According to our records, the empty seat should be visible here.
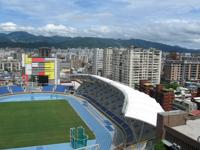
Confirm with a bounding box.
[9,85,24,93]
[67,85,74,91]
[0,86,10,95]
[42,84,54,92]
[81,93,133,143]
[76,81,134,144]
[54,85,66,93]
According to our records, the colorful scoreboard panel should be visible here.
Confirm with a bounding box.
[22,54,55,80]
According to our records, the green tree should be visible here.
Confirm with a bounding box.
[154,141,166,150]
[165,82,179,90]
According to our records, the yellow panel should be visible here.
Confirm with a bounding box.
[44,70,55,79]
[50,63,54,69]
[25,55,32,64]
[27,58,32,64]
[45,71,54,79]
[44,62,55,79]
[45,62,54,69]
[45,63,50,68]
[49,72,55,79]
[25,55,28,64]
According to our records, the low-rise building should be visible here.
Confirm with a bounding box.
[139,80,175,111]
[0,59,21,72]
[156,110,200,150]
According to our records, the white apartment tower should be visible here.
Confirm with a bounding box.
[112,46,161,88]
[103,47,113,79]
[92,48,103,76]
[111,48,126,82]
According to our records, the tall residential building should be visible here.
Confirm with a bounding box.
[92,48,103,76]
[163,56,200,83]
[103,47,113,79]
[112,46,161,88]
[111,48,126,82]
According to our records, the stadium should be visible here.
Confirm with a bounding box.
[0,74,163,150]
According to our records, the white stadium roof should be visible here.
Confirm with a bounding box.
[73,74,164,126]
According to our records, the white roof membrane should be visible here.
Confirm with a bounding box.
[73,74,164,126]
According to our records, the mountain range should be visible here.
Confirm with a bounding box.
[0,31,199,52]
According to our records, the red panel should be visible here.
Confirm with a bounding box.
[32,58,45,62]
[38,72,45,76]
[22,74,29,83]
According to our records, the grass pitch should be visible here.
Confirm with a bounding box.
[0,100,95,149]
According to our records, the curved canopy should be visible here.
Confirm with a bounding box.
[72,74,164,126]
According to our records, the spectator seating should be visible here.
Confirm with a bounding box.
[0,84,74,94]
[0,86,10,95]
[9,85,24,93]
[42,84,55,92]
[82,93,133,143]
[76,81,135,144]
[76,80,154,144]
[67,85,74,91]
[54,85,67,93]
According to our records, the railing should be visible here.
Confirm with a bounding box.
[75,144,100,150]
[25,82,42,92]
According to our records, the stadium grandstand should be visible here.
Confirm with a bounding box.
[71,74,164,149]
[0,74,164,150]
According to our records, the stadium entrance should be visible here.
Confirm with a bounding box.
[38,75,49,85]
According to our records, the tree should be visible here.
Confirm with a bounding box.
[165,82,179,90]
[154,141,166,150]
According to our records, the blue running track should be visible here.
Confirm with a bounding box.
[0,94,112,150]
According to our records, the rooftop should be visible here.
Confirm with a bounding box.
[93,75,164,126]
[190,110,200,116]
[194,97,200,103]
[172,118,200,141]
[159,110,187,116]
[72,74,164,126]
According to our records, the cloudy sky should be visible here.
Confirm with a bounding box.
[0,0,200,48]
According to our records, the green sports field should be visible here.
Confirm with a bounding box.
[0,100,95,149]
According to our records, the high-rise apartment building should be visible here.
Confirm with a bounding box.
[111,48,126,82]
[92,48,103,76]
[163,56,200,83]
[111,46,161,88]
[103,47,113,79]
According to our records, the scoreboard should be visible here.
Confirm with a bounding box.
[22,54,58,83]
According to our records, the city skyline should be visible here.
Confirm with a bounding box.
[0,0,200,49]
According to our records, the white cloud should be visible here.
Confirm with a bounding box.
[87,26,110,34]
[0,22,34,33]
[0,20,200,48]
[128,19,200,48]
[0,19,200,48]
[37,24,77,36]
[192,39,200,43]
[0,22,78,37]
[0,22,17,31]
